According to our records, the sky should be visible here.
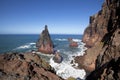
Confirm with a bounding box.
[0,0,104,34]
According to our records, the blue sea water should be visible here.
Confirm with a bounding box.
[0,34,87,79]
[0,34,82,53]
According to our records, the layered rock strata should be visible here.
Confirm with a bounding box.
[0,52,63,80]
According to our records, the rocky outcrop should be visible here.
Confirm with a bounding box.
[0,52,63,80]
[86,57,120,80]
[75,0,120,74]
[53,51,63,63]
[36,25,54,54]
[68,38,78,47]
[86,0,120,79]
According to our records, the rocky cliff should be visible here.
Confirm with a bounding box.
[36,25,54,54]
[75,0,120,75]
[0,52,63,80]
[86,0,120,79]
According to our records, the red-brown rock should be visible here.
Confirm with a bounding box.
[75,0,120,74]
[70,42,78,47]
[0,52,63,80]
[36,25,54,54]
[68,38,78,47]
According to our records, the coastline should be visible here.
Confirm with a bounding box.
[0,52,63,80]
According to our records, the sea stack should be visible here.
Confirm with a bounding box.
[36,25,54,54]
[68,38,78,47]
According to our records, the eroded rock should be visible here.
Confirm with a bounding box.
[75,0,120,74]
[0,52,63,80]
[36,25,54,54]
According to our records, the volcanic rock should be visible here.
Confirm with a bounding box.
[86,57,120,80]
[53,51,63,63]
[36,25,54,54]
[0,52,63,80]
[75,0,120,74]
[68,38,78,47]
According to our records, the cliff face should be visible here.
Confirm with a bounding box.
[82,1,110,48]
[0,52,63,80]
[75,0,120,74]
[36,25,54,54]
[96,0,120,68]
[86,0,120,79]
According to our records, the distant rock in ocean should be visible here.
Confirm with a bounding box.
[68,38,78,47]
[36,25,54,54]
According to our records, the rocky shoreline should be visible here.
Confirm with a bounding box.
[75,0,120,80]
[0,0,119,80]
[0,52,64,80]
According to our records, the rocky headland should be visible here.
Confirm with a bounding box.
[36,25,54,54]
[0,52,64,80]
[75,0,120,79]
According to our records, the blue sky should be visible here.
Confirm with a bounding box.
[0,0,104,34]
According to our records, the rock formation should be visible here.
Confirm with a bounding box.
[75,0,120,75]
[36,25,54,54]
[53,51,63,63]
[86,57,120,80]
[68,38,78,47]
[0,52,63,80]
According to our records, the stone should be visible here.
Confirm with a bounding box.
[68,38,78,47]
[75,0,120,74]
[53,51,63,63]
[36,25,54,54]
[0,52,63,80]
[86,57,120,80]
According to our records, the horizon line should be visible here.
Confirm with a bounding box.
[0,33,83,35]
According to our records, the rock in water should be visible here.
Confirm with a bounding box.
[68,38,78,47]
[36,25,54,54]
[53,51,63,63]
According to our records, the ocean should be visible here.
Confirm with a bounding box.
[0,34,87,79]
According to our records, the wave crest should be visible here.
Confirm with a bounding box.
[14,42,36,50]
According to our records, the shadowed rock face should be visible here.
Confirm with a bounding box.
[36,25,54,54]
[75,0,120,75]
[86,57,120,80]
[0,52,63,80]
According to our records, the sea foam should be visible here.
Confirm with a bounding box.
[14,42,36,50]
[50,58,86,79]
[55,38,67,41]
[49,39,87,79]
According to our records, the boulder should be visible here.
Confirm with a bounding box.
[68,38,78,47]
[36,25,54,54]
[53,51,63,63]
[70,42,78,47]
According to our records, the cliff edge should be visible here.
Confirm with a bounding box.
[0,52,63,80]
[75,0,120,76]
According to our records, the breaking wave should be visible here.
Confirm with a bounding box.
[14,42,36,50]
[49,39,87,79]
[55,38,68,41]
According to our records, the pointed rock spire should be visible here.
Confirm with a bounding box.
[36,25,54,54]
